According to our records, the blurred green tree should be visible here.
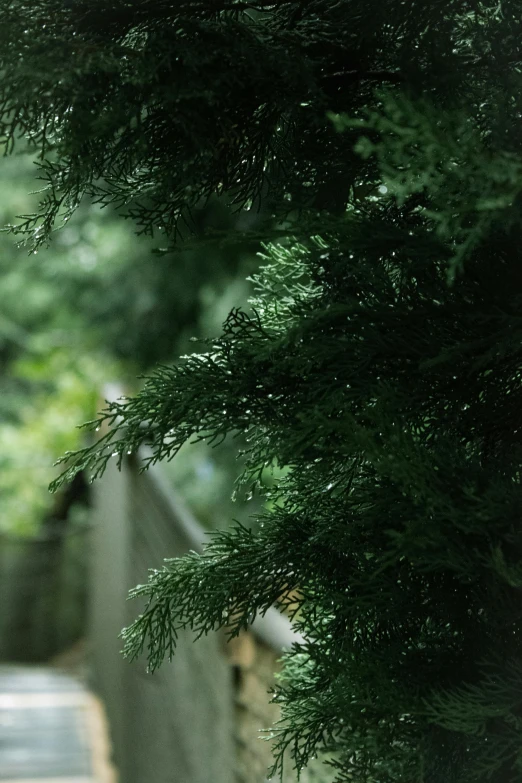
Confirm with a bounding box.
[0,153,256,533]
[2,1,522,781]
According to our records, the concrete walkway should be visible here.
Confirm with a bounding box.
[0,666,116,783]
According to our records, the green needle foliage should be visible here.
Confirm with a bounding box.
[3,1,522,780]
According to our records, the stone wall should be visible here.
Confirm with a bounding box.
[228,631,334,783]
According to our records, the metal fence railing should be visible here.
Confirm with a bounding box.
[0,523,90,662]
[90,448,334,783]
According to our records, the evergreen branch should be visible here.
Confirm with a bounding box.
[6,1,522,780]
[121,523,300,671]
[324,69,405,84]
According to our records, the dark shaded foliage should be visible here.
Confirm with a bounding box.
[3,1,522,780]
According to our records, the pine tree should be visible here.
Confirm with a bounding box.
[2,1,522,780]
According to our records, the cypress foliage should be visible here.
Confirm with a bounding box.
[2,1,522,780]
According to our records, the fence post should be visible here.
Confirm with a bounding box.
[88,386,132,775]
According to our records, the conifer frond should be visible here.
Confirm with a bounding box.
[6,1,522,780]
[53,234,522,780]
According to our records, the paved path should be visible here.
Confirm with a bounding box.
[0,666,116,783]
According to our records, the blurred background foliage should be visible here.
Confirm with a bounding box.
[0,148,267,535]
